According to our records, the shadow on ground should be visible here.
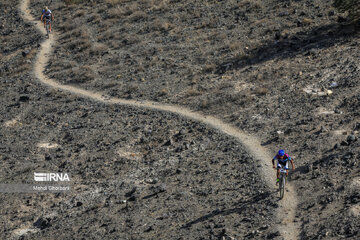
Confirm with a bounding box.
[181,190,276,229]
[217,23,359,74]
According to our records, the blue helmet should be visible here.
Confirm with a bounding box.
[278,150,285,156]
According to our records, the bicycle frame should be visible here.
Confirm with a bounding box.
[278,168,288,199]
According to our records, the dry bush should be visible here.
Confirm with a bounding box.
[129,10,147,22]
[64,39,91,53]
[217,82,234,90]
[61,28,88,40]
[149,0,169,12]
[64,0,85,5]
[98,29,115,41]
[199,99,210,109]
[253,87,269,96]
[87,13,101,24]
[228,42,243,52]
[90,43,108,56]
[203,64,217,73]
[158,88,168,96]
[238,0,263,10]
[24,48,37,60]
[334,0,360,22]
[75,9,86,17]
[108,7,125,18]
[302,18,313,26]
[233,51,250,61]
[125,84,139,94]
[58,22,76,32]
[186,88,201,96]
[105,0,128,6]
[152,19,174,32]
[58,60,77,70]
[71,65,95,83]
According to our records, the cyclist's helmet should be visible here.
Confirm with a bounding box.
[278,149,285,156]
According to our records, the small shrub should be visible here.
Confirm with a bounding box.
[90,43,108,56]
[105,0,126,6]
[334,0,360,22]
[186,88,201,96]
[125,84,139,94]
[108,7,124,19]
[253,87,269,96]
[129,10,147,22]
[199,99,210,109]
[158,88,168,96]
[152,19,174,32]
[70,65,94,83]
[228,42,242,52]
[302,18,313,26]
[64,0,85,5]
[203,64,216,73]
[87,13,101,24]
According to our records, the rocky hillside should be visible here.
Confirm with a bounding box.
[0,0,359,239]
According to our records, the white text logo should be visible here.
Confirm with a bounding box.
[34,173,70,182]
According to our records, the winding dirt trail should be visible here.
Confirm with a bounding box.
[20,0,300,238]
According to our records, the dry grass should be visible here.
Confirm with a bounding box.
[149,0,169,12]
[152,19,174,32]
[199,99,210,109]
[24,48,37,60]
[302,18,313,25]
[228,42,243,52]
[105,0,128,6]
[125,84,139,94]
[129,10,147,22]
[64,39,91,53]
[87,13,101,24]
[186,88,201,97]
[58,22,76,32]
[158,88,168,96]
[90,43,108,56]
[70,65,95,83]
[203,64,217,73]
[64,0,86,5]
[253,87,269,96]
[238,0,263,10]
[108,7,125,19]
[74,9,86,18]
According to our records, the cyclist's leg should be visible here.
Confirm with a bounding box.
[276,161,281,179]
[285,161,289,176]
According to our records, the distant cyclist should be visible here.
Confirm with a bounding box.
[272,149,295,185]
[41,6,54,32]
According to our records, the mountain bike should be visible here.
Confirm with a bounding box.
[45,18,51,38]
[278,167,288,199]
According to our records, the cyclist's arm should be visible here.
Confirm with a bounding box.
[51,13,54,21]
[272,158,276,168]
[290,159,295,170]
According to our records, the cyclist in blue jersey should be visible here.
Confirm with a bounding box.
[272,149,295,185]
[41,6,54,32]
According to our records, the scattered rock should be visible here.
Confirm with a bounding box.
[347,135,357,143]
[125,187,137,197]
[19,95,30,102]
[33,217,51,230]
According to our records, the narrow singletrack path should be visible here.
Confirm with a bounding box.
[20,0,300,238]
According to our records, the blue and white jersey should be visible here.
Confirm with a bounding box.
[42,9,52,17]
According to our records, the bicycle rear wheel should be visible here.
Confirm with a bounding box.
[46,21,50,38]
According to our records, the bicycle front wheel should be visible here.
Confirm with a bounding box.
[46,23,50,37]
[279,176,285,199]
